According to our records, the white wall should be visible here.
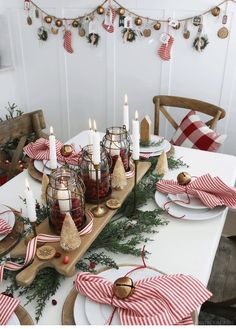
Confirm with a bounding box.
[0,0,236,155]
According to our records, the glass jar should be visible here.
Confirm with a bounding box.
[46,167,86,234]
[102,126,131,172]
[78,145,112,203]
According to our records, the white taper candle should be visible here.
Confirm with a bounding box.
[132,111,140,160]
[92,120,101,165]
[25,178,37,222]
[49,126,57,169]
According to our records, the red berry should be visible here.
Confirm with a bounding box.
[89,261,96,269]
[63,255,69,264]
[52,299,57,305]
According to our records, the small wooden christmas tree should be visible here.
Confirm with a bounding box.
[41,173,49,204]
[155,151,168,176]
[112,156,127,190]
[140,115,151,144]
[60,213,81,251]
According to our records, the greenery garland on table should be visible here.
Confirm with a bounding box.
[0,155,187,322]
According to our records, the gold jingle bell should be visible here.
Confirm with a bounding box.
[44,15,53,24]
[55,19,63,27]
[135,17,143,26]
[72,20,79,28]
[153,21,161,30]
[60,144,73,157]
[113,277,135,299]
[117,7,125,16]
[177,172,191,186]
[97,5,105,15]
[211,6,220,17]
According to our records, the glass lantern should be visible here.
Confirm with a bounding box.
[102,126,131,173]
[78,144,112,203]
[46,167,86,234]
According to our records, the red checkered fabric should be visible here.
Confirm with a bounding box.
[171,110,226,151]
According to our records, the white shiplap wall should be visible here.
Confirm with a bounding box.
[0,0,236,155]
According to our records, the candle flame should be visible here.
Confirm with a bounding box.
[50,126,54,135]
[25,178,30,190]
[93,120,97,132]
[89,118,92,130]
[135,111,139,120]
[124,94,128,105]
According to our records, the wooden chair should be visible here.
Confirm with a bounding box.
[0,110,48,180]
[153,95,226,135]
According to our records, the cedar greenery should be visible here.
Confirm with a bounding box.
[0,155,187,322]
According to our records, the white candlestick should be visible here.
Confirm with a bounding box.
[57,182,71,213]
[49,126,57,169]
[92,120,101,165]
[88,118,94,145]
[25,178,37,222]
[123,94,129,131]
[132,111,140,160]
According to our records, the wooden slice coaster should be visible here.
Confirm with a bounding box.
[15,304,34,325]
[61,265,198,325]
[28,160,43,182]
[0,213,24,257]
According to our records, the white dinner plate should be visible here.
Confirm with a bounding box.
[73,266,163,325]
[155,190,225,220]
[168,193,208,210]
[34,160,51,175]
[139,135,170,154]
[0,204,15,241]
[83,266,162,325]
[6,312,20,325]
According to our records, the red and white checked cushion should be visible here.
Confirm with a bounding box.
[171,110,226,151]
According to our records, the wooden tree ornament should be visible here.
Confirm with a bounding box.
[155,151,168,176]
[60,213,81,251]
[112,156,127,190]
[140,115,151,144]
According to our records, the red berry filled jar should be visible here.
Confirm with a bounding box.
[46,167,86,234]
[78,145,112,203]
[102,126,131,173]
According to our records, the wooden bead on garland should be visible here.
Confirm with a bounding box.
[55,19,63,27]
[153,21,161,30]
[117,7,125,16]
[72,20,80,28]
[177,172,191,185]
[44,15,53,24]
[97,5,105,15]
[135,17,143,26]
[211,6,221,17]
[113,277,135,299]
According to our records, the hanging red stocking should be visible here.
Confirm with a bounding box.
[158,33,174,61]
[102,6,116,33]
[64,30,73,54]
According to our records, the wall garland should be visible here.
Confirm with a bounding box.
[24,0,234,59]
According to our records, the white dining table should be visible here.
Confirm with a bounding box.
[1,130,236,325]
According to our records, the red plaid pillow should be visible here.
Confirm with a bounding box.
[171,110,226,151]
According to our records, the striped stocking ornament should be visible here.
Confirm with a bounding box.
[102,6,116,33]
[64,30,73,54]
[158,34,174,61]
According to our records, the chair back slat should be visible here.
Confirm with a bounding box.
[0,109,47,180]
[153,95,225,135]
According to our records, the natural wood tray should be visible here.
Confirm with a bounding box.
[11,161,151,287]
[61,265,198,325]
[15,305,34,325]
[0,213,24,257]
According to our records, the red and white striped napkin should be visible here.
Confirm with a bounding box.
[74,272,212,325]
[23,138,80,166]
[157,174,236,209]
[0,219,12,235]
[0,293,19,325]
